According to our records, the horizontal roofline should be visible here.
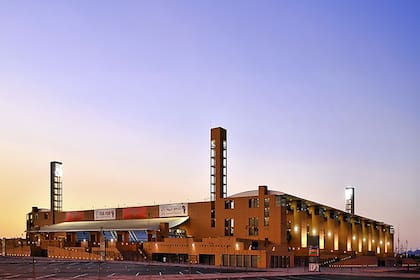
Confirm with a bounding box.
[29,216,189,233]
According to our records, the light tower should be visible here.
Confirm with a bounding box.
[210,127,227,227]
[50,161,63,224]
[345,186,355,214]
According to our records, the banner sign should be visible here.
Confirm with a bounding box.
[308,246,319,257]
[65,211,85,222]
[94,208,116,220]
[159,203,188,217]
[122,207,147,219]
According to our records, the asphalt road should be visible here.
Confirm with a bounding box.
[0,256,418,279]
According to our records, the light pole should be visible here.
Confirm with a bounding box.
[31,241,35,279]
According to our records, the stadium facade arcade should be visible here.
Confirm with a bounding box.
[26,127,394,268]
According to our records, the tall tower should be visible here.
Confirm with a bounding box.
[210,127,227,227]
[50,161,63,224]
[345,186,355,214]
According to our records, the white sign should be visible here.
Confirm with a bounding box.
[309,263,320,272]
[94,208,116,220]
[159,203,188,217]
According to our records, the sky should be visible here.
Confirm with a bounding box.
[0,1,419,250]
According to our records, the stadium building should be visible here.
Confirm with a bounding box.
[25,127,394,268]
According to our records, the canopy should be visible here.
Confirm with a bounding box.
[30,216,189,233]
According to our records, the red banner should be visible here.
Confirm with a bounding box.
[65,211,85,222]
[122,207,147,219]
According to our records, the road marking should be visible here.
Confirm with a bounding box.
[196,270,203,274]
[72,273,88,279]
[36,274,56,279]
[5,275,22,279]
[107,273,116,277]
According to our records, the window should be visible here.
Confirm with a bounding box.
[236,255,243,267]
[249,198,259,208]
[222,254,228,266]
[275,196,287,207]
[225,200,234,209]
[275,196,281,207]
[211,219,216,228]
[229,255,235,267]
[251,255,258,268]
[244,255,250,267]
[248,217,259,236]
[264,198,270,207]
[225,218,234,236]
[264,198,270,226]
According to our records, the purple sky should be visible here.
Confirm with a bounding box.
[0,1,419,250]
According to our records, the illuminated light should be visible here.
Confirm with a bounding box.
[154,243,158,248]
[380,240,383,245]
[294,225,299,233]
[372,240,375,243]
[235,243,239,250]
[345,188,353,200]
[363,238,366,242]
[110,239,114,242]
[312,229,317,235]
[327,231,332,237]
[387,242,390,246]
[192,243,195,248]
[352,235,356,241]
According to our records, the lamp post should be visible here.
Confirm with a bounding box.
[31,241,36,279]
[102,229,107,261]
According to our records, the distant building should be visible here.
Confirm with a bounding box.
[26,127,394,268]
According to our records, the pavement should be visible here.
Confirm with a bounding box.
[0,256,419,279]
